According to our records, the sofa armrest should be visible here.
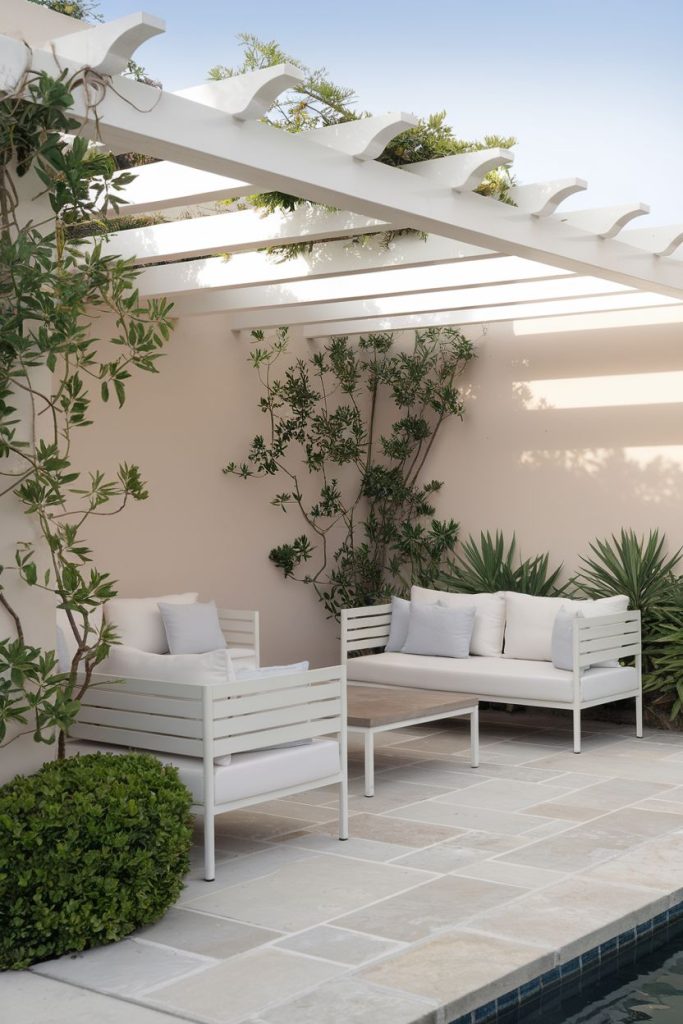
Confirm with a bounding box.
[573,610,641,673]
[341,605,392,664]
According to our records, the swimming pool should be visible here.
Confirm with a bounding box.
[513,921,683,1023]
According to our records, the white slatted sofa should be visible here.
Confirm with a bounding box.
[342,602,642,753]
[69,662,348,881]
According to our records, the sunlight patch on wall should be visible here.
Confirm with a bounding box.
[516,370,683,410]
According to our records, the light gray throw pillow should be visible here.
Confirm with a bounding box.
[385,596,411,653]
[551,607,582,671]
[158,600,226,655]
[401,602,475,658]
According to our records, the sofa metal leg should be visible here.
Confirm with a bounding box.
[339,777,349,841]
[204,813,216,882]
[470,706,480,768]
[573,708,581,754]
[364,731,375,797]
[636,692,643,738]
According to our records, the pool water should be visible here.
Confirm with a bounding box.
[513,928,683,1023]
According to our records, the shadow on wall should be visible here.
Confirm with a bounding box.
[431,316,683,569]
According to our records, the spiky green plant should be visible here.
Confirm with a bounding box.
[572,529,682,614]
[439,531,564,595]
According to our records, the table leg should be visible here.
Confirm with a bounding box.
[364,731,375,797]
[470,707,479,768]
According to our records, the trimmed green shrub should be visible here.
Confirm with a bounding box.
[0,752,193,969]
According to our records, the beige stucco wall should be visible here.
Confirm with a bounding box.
[66,305,683,672]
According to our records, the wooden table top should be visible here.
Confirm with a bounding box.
[347,684,478,728]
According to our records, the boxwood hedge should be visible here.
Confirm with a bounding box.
[0,752,193,969]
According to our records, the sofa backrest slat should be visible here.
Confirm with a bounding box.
[76,704,204,739]
[70,722,204,757]
[341,606,392,662]
[215,697,341,739]
[216,679,341,718]
[218,608,259,663]
[216,717,342,757]
[82,686,200,719]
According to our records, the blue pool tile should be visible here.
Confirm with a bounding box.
[473,1001,497,1022]
[618,928,635,947]
[637,920,653,938]
[670,903,683,921]
[540,966,561,989]
[496,987,519,1011]
[560,956,581,978]
[600,936,618,959]
[581,946,599,967]
[520,976,541,999]
[653,911,668,929]
[449,1015,472,1024]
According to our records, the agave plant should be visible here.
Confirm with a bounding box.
[572,529,682,614]
[439,530,564,596]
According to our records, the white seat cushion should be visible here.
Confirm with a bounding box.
[227,647,257,669]
[347,653,637,704]
[411,586,506,657]
[96,644,235,684]
[68,738,340,806]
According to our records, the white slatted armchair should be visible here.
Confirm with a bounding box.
[70,665,348,880]
[342,604,642,753]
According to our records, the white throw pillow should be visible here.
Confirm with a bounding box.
[385,596,411,653]
[401,603,475,658]
[504,592,630,662]
[551,608,582,671]
[104,593,198,654]
[98,644,235,684]
[411,586,506,657]
[159,600,226,655]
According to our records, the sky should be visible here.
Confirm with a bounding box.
[97,0,683,226]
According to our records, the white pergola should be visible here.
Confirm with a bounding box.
[4,7,683,337]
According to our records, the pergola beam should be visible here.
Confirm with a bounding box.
[136,235,499,297]
[163,257,572,315]
[4,35,683,299]
[299,294,681,338]
[181,277,634,328]
[101,207,399,263]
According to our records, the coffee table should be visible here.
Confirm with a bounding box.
[346,684,479,797]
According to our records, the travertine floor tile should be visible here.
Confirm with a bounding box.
[275,924,404,965]
[184,854,434,932]
[260,976,437,1024]
[384,799,555,836]
[5,972,183,1024]
[318,810,466,847]
[137,908,281,959]
[147,949,344,1024]
[32,938,212,996]
[335,875,524,942]
[361,930,553,1012]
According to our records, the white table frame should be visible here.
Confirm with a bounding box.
[348,703,479,798]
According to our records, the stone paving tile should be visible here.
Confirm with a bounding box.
[384,799,558,836]
[259,976,437,1024]
[5,972,183,1024]
[361,930,553,1017]
[464,876,669,959]
[177,844,316,905]
[32,938,213,996]
[275,925,405,965]
[432,777,569,811]
[317,810,467,847]
[277,830,416,862]
[184,853,435,933]
[582,831,683,892]
[213,809,317,840]
[451,860,567,889]
[334,875,525,942]
[136,908,282,959]
[146,948,345,1024]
